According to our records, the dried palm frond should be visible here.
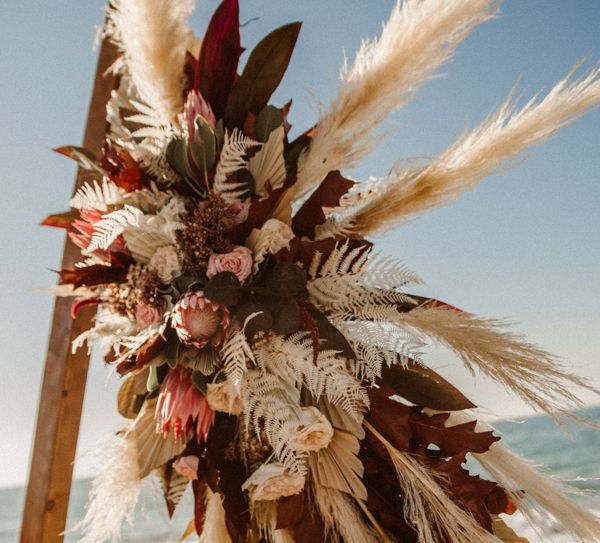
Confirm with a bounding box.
[350,62,600,235]
[294,0,499,198]
[74,429,142,543]
[213,129,260,201]
[248,125,287,197]
[364,421,493,543]
[199,489,232,543]
[106,0,195,126]
[395,308,598,421]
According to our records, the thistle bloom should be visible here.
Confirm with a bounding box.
[155,367,214,443]
[171,291,230,348]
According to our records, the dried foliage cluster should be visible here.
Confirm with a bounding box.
[42,0,600,541]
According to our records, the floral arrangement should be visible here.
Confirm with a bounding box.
[43,0,600,542]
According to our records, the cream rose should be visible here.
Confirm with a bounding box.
[149,246,181,283]
[288,407,334,452]
[206,380,245,415]
[207,246,253,283]
[173,455,200,480]
[241,463,305,501]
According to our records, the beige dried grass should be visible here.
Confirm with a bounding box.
[352,62,600,235]
[294,0,499,199]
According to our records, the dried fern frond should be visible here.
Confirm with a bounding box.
[294,0,499,198]
[87,205,143,252]
[364,421,493,543]
[221,327,256,392]
[396,308,598,421]
[351,62,600,235]
[106,0,195,126]
[70,179,124,211]
[213,129,260,202]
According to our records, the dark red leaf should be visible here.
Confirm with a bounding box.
[292,170,355,237]
[70,297,102,318]
[379,356,476,410]
[59,252,132,288]
[135,334,167,366]
[195,0,242,119]
[298,302,320,363]
[192,478,209,535]
[276,492,326,542]
[100,143,149,191]
[41,210,79,229]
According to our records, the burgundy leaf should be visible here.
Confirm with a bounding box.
[59,253,132,288]
[292,170,355,237]
[195,0,242,119]
[70,297,102,318]
[41,210,79,229]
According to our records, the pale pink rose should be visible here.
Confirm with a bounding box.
[173,455,200,480]
[207,246,253,283]
[242,463,305,501]
[135,303,162,330]
[226,202,250,225]
[206,381,245,415]
[288,407,334,452]
[149,246,181,283]
[171,291,230,349]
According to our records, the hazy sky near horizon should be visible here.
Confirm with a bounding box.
[0,0,599,489]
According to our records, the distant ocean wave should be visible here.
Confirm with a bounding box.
[2,406,599,542]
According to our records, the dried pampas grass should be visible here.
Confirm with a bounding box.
[294,0,499,198]
[351,62,600,235]
[364,421,493,543]
[397,308,597,422]
[312,484,380,543]
[106,0,195,126]
[73,431,142,543]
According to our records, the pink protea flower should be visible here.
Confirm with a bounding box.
[171,291,230,348]
[70,208,128,258]
[155,367,214,443]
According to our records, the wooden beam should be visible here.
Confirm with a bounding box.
[21,37,118,543]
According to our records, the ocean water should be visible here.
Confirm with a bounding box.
[2,407,599,542]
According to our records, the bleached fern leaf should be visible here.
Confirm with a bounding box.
[221,328,256,392]
[87,205,143,252]
[213,129,260,202]
[70,179,124,211]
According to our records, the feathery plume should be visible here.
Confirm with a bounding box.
[106,0,195,126]
[397,308,598,421]
[74,432,142,543]
[294,0,499,198]
[351,62,600,235]
[364,421,493,543]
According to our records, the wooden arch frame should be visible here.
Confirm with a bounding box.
[20,37,118,542]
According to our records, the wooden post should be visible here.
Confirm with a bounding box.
[20,37,118,542]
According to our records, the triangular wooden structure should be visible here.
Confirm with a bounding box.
[20,37,118,542]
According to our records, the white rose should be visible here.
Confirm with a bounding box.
[247,219,295,271]
[206,381,245,415]
[149,246,181,283]
[288,407,334,452]
[242,463,305,501]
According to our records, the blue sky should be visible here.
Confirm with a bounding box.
[0,0,598,489]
